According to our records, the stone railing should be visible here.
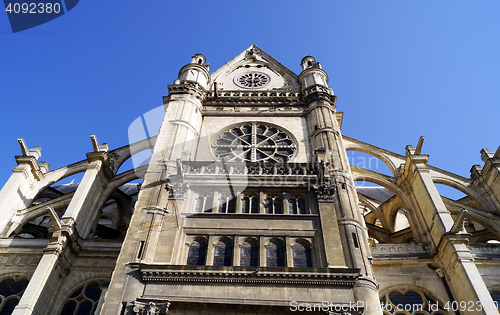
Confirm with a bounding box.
[183,162,318,177]
[469,242,500,259]
[370,243,433,259]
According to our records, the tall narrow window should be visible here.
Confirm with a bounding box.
[204,195,213,213]
[219,196,227,213]
[240,240,258,267]
[242,197,250,213]
[266,241,285,267]
[227,197,235,213]
[288,199,297,214]
[292,242,312,268]
[195,196,204,213]
[298,198,307,214]
[213,240,232,266]
[264,197,273,214]
[187,239,207,266]
[251,196,259,213]
[274,197,282,214]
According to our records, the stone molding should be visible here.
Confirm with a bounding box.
[167,81,206,100]
[314,184,336,202]
[370,243,433,259]
[182,213,318,220]
[469,242,500,259]
[139,265,359,286]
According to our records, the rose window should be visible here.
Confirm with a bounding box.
[235,72,270,88]
[212,123,296,163]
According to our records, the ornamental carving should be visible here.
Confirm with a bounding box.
[166,181,190,200]
[314,184,336,202]
[133,300,171,315]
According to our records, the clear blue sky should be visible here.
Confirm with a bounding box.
[1,1,499,194]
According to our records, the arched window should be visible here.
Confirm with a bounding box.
[289,196,306,214]
[242,195,258,214]
[59,281,106,315]
[218,195,235,214]
[0,277,29,315]
[292,242,312,268]
[240,240,258,267]
[213,240,232,266]
[266,240,285,267]
[195,195,213,213]
[380,289,450,314]
[264,196,282,214]
[187,239,207,266]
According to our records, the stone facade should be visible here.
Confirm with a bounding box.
[0,45,500,315]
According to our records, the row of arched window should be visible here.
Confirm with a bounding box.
[194,193,308,214]
[186,238,312,268]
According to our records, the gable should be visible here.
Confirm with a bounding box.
[210,44,300,92]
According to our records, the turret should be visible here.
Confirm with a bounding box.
[176,53,211,90]
[298,56,331,93]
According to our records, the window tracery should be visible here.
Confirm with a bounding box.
[59,280,106,315]
[218,195,235,213]
[380,289,449,315]
[264,196,282,214]
[213,122,296,163]
[0,277,29,315]
[288,196,307,214]
[242,195,258,214]
[195,194,214,213]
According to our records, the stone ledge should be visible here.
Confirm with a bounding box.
[370,243,434,259]
[138,265,359,286]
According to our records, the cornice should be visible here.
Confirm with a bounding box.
[139,265,360,286]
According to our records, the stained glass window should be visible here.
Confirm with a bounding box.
[240,240,259,267]
[213,240,232,266]
[292,242,312,268]
[266,241,285,267]
[187,239,207,266]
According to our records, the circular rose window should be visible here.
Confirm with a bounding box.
[212,122,297,163]
[235,72,270,88]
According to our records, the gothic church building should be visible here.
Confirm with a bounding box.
[1,45,500,315]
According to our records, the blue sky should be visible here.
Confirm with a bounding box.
[0,1,499,197]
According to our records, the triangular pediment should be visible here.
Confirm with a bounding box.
[209,44,300,92]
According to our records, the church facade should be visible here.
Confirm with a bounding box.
[0,45,500,315]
